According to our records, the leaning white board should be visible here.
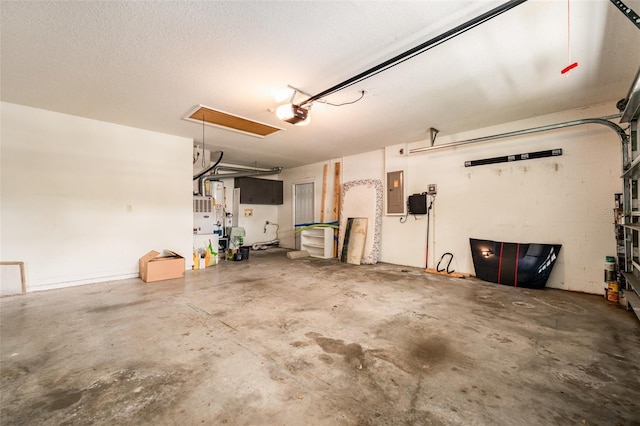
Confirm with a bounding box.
[1,262,26,296]
[345,218,368,265]
[338,179,383,264]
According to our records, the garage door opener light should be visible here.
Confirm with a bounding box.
[275,89,311,126]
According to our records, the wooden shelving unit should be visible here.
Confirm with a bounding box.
[301,227,334,259]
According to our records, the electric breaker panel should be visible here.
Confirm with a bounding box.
[386,170,405,214]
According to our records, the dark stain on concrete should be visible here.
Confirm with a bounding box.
[318,354,334,364]
[285,358,314,373]
[226,277,263,286]
[410,336,450,368]
[366,271,405,283]
[3,364,194,425]
[87,300,147,313]
[533,315,577,332]
[306,330,454,374]
[0,362,31,381]
[46,389,82,411]
[579,363,615,383]
[370,336,453,374]
[306,332,365,369]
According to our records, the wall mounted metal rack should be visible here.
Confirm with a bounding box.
[619,65,640,322]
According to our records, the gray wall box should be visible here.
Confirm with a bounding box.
[386,171,404,214]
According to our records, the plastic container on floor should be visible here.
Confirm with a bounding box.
[240,246,250,260]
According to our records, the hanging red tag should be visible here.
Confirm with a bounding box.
[561,0,579,75]
[561,62,578,74]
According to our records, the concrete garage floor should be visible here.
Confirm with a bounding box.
[1,249,639,426]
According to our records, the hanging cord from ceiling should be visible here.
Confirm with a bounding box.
[201,115,206,168]
[566,0,572,63]
[194,112,225,180]
[297,0,528,108]
[561,0,578,74]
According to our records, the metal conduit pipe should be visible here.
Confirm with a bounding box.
[208,168,283,179]
[214,163,277,172]
[408,115,628,155]
[193,159,275,182]
[198,167,283,196]
[193,151,224,181]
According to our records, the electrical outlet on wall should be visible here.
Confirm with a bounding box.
[427,184,437,195]
[244,208,253,217]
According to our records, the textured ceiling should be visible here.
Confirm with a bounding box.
[2,1,639,169]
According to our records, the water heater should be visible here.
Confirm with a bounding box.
[205,180,225,205]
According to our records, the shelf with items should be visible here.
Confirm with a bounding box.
[300,227,334,259]
[620,73,640,321]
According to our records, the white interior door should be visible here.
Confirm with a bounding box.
[294,182,314,250]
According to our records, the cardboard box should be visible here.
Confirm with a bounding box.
[139,250,185,283]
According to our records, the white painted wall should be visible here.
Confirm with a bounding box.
[398,102,621,294]
[342,151,384,182]
[281,102,622,294]
[7,100,617,294]
[279,160,341,249]
[237,203,279,245]
[0,102,193,291]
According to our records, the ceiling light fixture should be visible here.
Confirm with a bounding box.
[275,89,311,126]
[276,103,310,125]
